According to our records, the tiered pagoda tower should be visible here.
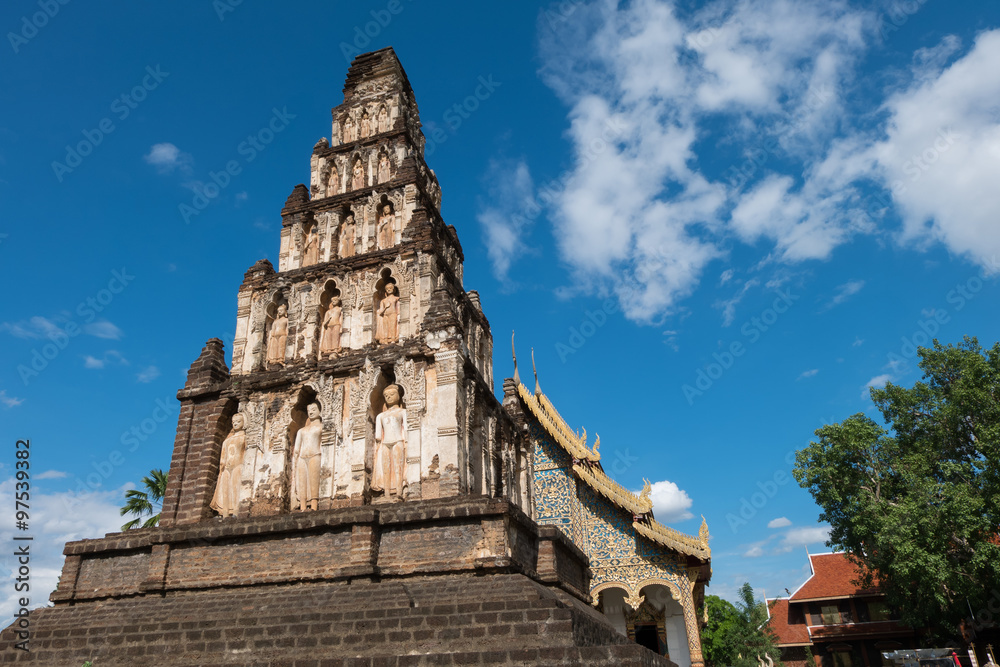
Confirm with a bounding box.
[161,48,520,526]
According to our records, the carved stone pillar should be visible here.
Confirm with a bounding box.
[431,349,463,497]
[394,358,425,499]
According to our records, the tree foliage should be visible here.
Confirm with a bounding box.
[120,469,168,530]
[701,584,783,667]
[794,337,1000,638]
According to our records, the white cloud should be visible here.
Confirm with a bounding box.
[863,373,893,398]
[476,158,539,280]
[768,517,792,529]
[797,369,819,380]
[645,479,694,523]
[0,477,125,625]
[144,142,192,173]
[521,0,874,322]
[136,365,161,383]
[514,2,1000,322]
[82,350,127,370]
[0,391,23,408]
[871,31,1000,271]
[778,525,831,552]
[83,355,105,369]
[718,269,734,285]
[0,316,63,340]
[825,279,865,309]
[743,541,767,558]
[715,278,760,326]
[35,470,68,480]
[83,320,123,340]
[852,336,864,347]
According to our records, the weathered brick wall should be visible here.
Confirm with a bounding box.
[164,529,353,590]
[73,552,150,599]
[2,573,677,666]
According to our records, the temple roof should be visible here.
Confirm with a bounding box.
[790,552,880,602]
[514,365,710,562]
[766,598,812,646]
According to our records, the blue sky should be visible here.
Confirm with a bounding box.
[2,0,1000,620]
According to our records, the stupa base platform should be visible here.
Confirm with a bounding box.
[1,497,675,666]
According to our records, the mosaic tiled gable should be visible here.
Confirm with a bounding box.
[504,363,712,667]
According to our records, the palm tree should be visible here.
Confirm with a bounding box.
[119,469,168,530]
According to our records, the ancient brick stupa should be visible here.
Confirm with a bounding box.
[0,49,686,665]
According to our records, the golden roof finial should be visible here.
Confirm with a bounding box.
[640,478,652,508]
[699,515,710,547]
[593,434,601,456]
[511,331,520,385]
[531,348,541,394]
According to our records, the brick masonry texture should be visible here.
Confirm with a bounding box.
[0,498,675,666]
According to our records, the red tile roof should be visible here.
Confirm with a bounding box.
[791,553,880,601]
[767,598,811,646]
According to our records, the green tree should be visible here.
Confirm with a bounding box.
[794,337,1000,639]
[119,469,168,530]
[701,584,782,667]
[701,595,741,666]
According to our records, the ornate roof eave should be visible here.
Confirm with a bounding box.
[571,462,652,517]
[516,381,598,463]
[633,516,711,561]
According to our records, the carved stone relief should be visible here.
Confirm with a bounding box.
[291,402,323,511]
[265,304,288,366]
[372,384,406,498]
[211,413,246,517]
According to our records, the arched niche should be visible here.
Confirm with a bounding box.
[377,104,389,133]
[342,113,356,143]
[263,291,289,369]
[301,217,319,267]
[372,269,400,345]
[366,366,407,500]
[350,153,366,191]
[323,159,339,197]
[286,386,320,511]
[318,280,344,358]
[205,398,242,519]
[376,196,396,250]
[376,149,392,184]
[360,108,372,138]
[337,206,357,259]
